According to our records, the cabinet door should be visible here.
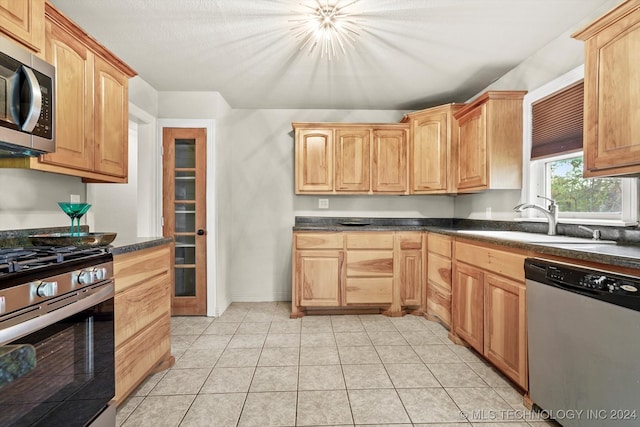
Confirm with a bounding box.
[372,128,407,193]
[295,129,333,193]
[335,127,370,192]
[484,274,527,389]
[0,0,44,54]
[411,111,448,193]
[582,7,640,177]
[41,18,93,171]
[94,55,128,177]
[399,249,422,306]
[297,251,343,307]
[456,105,487,191]
[452,263,484,353]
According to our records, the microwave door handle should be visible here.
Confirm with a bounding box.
[20,65,42,132]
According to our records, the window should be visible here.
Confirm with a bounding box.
[523,66,638,226]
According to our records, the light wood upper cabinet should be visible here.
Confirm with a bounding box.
[572,0,640,177]
[42,18,93,171]
[372,127,408,193]
[0,0,45,54]
[295,128,334,192]
[454,91,526,193]
[403,104,464,194]
[0,3,136,182]
[93,55,129,177]
[335,127,370,192]
[293,123,409,194]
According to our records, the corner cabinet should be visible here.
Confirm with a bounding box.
[453,91,526,193]
[114,244,174,406]
[451,239,528,390]
[293,123,409,195]
[0,3,137,183]
[0,0,45,55]
[291,230,425,317]
[403,104,465,194]
[572,0,640,177]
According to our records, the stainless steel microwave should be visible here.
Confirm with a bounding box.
[0,36,54,157]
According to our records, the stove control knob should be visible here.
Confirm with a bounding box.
[78,270,94,285]
[37,281,58,297]
[94,267,107,281]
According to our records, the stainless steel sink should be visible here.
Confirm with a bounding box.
[455,230,616,244]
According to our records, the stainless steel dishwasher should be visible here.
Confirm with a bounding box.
[525,258,640,427]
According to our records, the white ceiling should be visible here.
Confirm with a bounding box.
[49,0,611,110]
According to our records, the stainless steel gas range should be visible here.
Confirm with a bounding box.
[0,245,116,427]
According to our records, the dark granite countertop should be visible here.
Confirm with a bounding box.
[109,236,173,256]
[294,217,640,270]
[0,226,172,256]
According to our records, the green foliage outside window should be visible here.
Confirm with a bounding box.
[549,157,622,213]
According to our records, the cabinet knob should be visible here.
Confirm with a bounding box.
[197,229,206,236]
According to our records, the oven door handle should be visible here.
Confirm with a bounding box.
[0,283,113,346]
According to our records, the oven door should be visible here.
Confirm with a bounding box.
[0,287,114,427]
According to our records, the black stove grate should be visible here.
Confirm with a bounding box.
[0,246,110,277]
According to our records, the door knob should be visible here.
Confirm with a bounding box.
[197,229,206,236]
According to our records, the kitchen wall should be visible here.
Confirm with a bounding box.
[454,0,621,220]
[0,169,85,230]
[224,108,453,302]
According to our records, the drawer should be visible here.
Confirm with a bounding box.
[346,232,394,249]
[427,252,452,290]
[346,250,393,276]
[426,281,452,327]
[345,277,393,304]
[295,232,343,249]
[397,231,423,250]
[428,233,452,258]
[115,315,170,404]
[115,272,171,347]
[455,240,526,281]
[114,245,171,293]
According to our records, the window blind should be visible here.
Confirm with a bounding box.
[531,80,584,159]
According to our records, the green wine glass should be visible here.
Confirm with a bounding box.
[58,203,91,236]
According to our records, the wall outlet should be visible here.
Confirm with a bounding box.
[485,207,492,219]
[70,194,80,203]
[318,198,329,209]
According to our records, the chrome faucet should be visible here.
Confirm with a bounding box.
[513,196,559,235]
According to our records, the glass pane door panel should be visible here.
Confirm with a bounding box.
[175,139,196,168]
[175,268,196,296]
[175,211,195,232]
[175,235,196,246]
[175,247,195,264]
[175,171,196,200]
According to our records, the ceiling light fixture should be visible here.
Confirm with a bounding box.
[291,0,361,59]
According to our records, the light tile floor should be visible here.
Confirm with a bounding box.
[116,302,559,427]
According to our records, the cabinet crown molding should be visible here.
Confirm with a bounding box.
[572,0,640,40]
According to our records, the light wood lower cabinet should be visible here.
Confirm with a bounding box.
[452,239,528,390]
[291,231,424,317]
[114,243,174,406]
[426,233,453,326]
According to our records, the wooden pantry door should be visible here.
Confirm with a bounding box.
[162,127,207,315]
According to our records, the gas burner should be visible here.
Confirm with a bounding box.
[0,245,111,279]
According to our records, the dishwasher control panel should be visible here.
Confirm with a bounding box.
[526,258,640,312]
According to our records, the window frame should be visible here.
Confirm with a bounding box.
[520,66,638,227]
